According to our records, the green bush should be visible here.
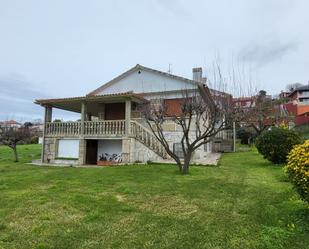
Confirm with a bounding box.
[255,127,302,164]
[284,140,309,203]
[30,136,39,144]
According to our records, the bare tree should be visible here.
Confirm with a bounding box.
[243,90,292,135]
[0,125,31,162]
[143,84,243,174]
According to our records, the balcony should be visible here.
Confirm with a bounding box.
[45,120,126,137]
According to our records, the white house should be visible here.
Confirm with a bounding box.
[35,64,232,166]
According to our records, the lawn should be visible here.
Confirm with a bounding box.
[0,145,308,249]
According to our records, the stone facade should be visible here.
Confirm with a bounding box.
[42,116,215,165]
[42,137,56,162]
[129,138,162,163]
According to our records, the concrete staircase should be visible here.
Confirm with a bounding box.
[130,121,168,159]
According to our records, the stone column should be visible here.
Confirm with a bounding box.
[125,100,131,136]
[79,139,86,165]
[122,138,131,163]
[79,102,87,165]
[123,100,132,163]
[42,105,52,163]
[80,102,87,135]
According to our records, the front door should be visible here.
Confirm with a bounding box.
[104,103,125,120]
[86,140,98,165]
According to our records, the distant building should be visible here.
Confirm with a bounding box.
[283,84,309,126]
[232,97,256,108]
[0,120,22,129]
[30,121,44,135]
[279,91,290,99]
[288,85,309,104]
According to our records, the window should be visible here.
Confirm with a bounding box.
[164,99,183,117]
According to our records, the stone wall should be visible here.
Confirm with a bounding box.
[129,138,162,163]
[42,120,215,165]
[132,118,212,162]
[43,137,56,162]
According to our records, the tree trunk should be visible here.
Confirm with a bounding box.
[181,152,192,174]
[13,146,18,162]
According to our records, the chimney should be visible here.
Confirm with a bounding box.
[192,67,203,82]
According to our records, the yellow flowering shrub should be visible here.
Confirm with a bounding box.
[284,140,309,203]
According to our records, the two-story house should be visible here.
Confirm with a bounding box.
[35,64,231,166]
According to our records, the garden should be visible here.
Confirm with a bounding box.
[0,140,308,249]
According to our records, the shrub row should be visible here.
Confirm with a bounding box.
[255,127,308,203]
[285,140,309,203]
[255,127,302,164]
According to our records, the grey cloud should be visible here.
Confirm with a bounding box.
[0,75,51,120]
[0,75,80,121]
[240,41,298,67]
[0,75,49,100]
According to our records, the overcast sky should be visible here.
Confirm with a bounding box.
[0,0,308,121]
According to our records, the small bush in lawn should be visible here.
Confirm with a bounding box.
[255,127,302,164]
[30,136,39,144]
[284,140,309,203]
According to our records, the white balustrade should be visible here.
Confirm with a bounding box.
[45,120,125,136]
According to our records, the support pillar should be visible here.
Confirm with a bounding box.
[79,139,86,165]
[79,102,87,165]
[42,105,52,163]
[125,100,131,136]
[122,100,132,163]
[80,102,87,135]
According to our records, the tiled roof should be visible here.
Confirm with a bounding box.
[0,120,21,125]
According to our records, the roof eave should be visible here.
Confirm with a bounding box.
[34,92,148,107]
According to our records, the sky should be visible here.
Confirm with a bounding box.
[0,0,308,121]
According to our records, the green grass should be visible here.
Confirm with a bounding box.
[0,145,308,249]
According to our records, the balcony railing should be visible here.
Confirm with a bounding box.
[46,122,81,136]
[84,120,125,136]
[45,120,126,137]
